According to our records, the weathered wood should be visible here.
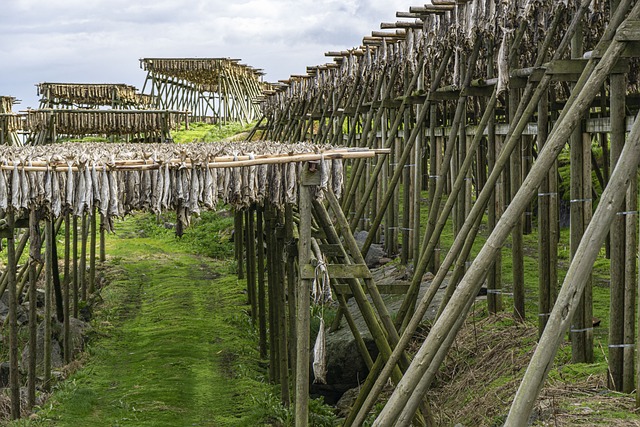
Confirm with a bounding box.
[7,207,19,419]
[64,212,71,365]
[609,69,626,390]
[256,206,267,360]
[295,166,313,427]
[373,1,623,422]
[27,208,40,408]
[506,94,640,427]
[300,263,372,280]
[44,216,53,391]
[89,209,96,294]
[72,215,78,318]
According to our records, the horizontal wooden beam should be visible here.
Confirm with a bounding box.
[300,263,373,280]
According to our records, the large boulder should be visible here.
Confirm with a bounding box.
[311,263,447,404]
[0,362,9,387]
[20,317,91,373]
[354,231,386,267]
[0,292,28,325]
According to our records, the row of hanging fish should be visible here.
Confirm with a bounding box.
[0,141,345,230]
[24,110,187,136]
[36,83,152,107]
[140,58,263,90]
[262,0,609,127]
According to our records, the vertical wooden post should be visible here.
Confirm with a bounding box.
[64,212,71,364]
[7,206,20,419]
[89,208,97,294]
[246,207,257,321]
[538,89,552,336]
[401,86,411,265]
[44,216,53,391]
[28,208,40,408]
[624,147,638,393]
[80,213,88,302]
[509,86,525,321]
[276,209,290,406]
[413,63,424,266]
[99,214,106,263]
[72,215,78,318]
[609,69,626,391]
[296,164,314,427]
[285,204,297,373]
[235,210,244,279]
[256,206,267,360]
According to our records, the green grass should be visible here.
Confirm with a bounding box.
[172,122,255,143]
[16,214,272,427]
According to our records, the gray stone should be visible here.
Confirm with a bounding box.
[0,362,9,387]
[21,319,63,373]
[19,317,91,373]
[0,292,28,325]
[353,230,387,267]
[313,262,448,403]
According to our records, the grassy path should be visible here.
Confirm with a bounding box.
[28,216,270,426]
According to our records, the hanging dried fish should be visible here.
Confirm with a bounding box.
[52,170,61,218]
[100,166,110,218]
[0,163,8,212]
[189,166,200,216]
[74,162,87,216]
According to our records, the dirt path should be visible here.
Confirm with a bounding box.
[33,219,268,426]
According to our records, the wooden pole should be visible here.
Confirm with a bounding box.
[89,209,96,294]
[623,163,637,393]
[295,165,313,427]
[72,215,78,318]
[235,210,244,279]
[44,216,53,391]
[609,70,626,390]
[538,89,552,335]
[246,207,257,321]
[64,212,71,364]
[256,206,267,360]
[285,204,297,372]
[372,3,635,422]
[505,106,640,427]
[276,209,290,406]
[7,206,20,419]
[80,213,88,302]
[100,213,106,262]
[27,208,40,408]
[509,85,525,321]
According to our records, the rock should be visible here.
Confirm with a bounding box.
[335,387,360,418]
[0,362,9,387]
[21,319,64,373]
[378,257,393,265]
[314,262,449,404]
[0,292,29,325]
[310,327,378,404]
[68,317,92,358]
[353,230,386,267]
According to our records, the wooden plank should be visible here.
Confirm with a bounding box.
[318,244,346,257]
[300,263,373,280]
[615,19,640,41]
[591,40,640,58]
[334,283,411,295]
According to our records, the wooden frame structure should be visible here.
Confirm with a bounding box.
[37,83,156,110]
[140,58,264,124]
[253,0,640,425]
[0,96,23,146]
[23,109,188,144]
[0,139,383,422]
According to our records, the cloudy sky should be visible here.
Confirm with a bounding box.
[0,0,411,110]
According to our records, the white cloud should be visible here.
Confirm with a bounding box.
[1,0,410,109]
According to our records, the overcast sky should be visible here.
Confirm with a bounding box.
[0,0,412,110]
